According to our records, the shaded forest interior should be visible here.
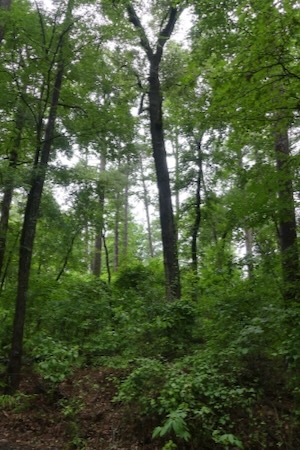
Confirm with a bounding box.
[0,0,299,449]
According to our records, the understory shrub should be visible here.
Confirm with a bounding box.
[115,353,257,449]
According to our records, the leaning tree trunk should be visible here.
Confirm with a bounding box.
[127,4,181,299]
[275,127,299,303]
[6,51,67,395]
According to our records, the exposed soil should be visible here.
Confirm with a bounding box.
[0,368,159,450]
[1,367,299,450]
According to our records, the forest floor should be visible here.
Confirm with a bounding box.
[0,368,158,450]
[0,366,299,450]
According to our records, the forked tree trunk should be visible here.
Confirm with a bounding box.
[275,127,299,302]
[127,4,181,299]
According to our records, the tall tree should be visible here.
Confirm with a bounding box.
[191,0,300,301]
[6,0,75,393]
[126,2,182,299]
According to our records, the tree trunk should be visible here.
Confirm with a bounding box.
[0,107,24,277]
[6,54,66,394]
[148,65,180,299]
[174,130,180,232]
[275,127,299,302]
[114,191,120,272]
[56,231,78,282]
[191,139,202,276]
[127,3,182,299]
[92,153,106,277]
[244,228,254,279]
[102,230,111,284]
[139,154,154,258]
[123,168,129,260]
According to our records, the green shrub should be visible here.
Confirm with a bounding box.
[115,353,257,448]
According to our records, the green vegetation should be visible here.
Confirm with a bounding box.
[0,0,299,448]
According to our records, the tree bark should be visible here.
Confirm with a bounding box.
[275,127,299,302]
[127,4,181,299]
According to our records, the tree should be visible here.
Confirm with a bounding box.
[6,0,75,393]
[125,2,183,299]
[191,0,299,301]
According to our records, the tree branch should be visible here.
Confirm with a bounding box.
[126,4,153,60]
[156,7,180,62]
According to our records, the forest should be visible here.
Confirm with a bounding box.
[0,0,299,448]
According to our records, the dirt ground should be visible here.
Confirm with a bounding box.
[0,368,159,450]
[1,367,299,450]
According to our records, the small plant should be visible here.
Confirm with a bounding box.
[59,398,86,449]
[212,430,244,449]
[0,393,36,412]
[32,336,80,384]
[153,407,191,441]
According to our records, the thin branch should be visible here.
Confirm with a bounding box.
[138,92,148,115]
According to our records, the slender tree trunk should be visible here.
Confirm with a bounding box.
[139,155,154,258]
[174,131,180,231]
[102,230,111,284]
[191,139,202,275]
[127,4,181,299]
[56,231,78,282]
[0,107,24,277]
[275,127,299,302]
[114,191,120,272]
[123,167,129,260]
[244,228,254,278]
[6,51,66,394]
[92,153,106,277]
[0,230,20,294]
